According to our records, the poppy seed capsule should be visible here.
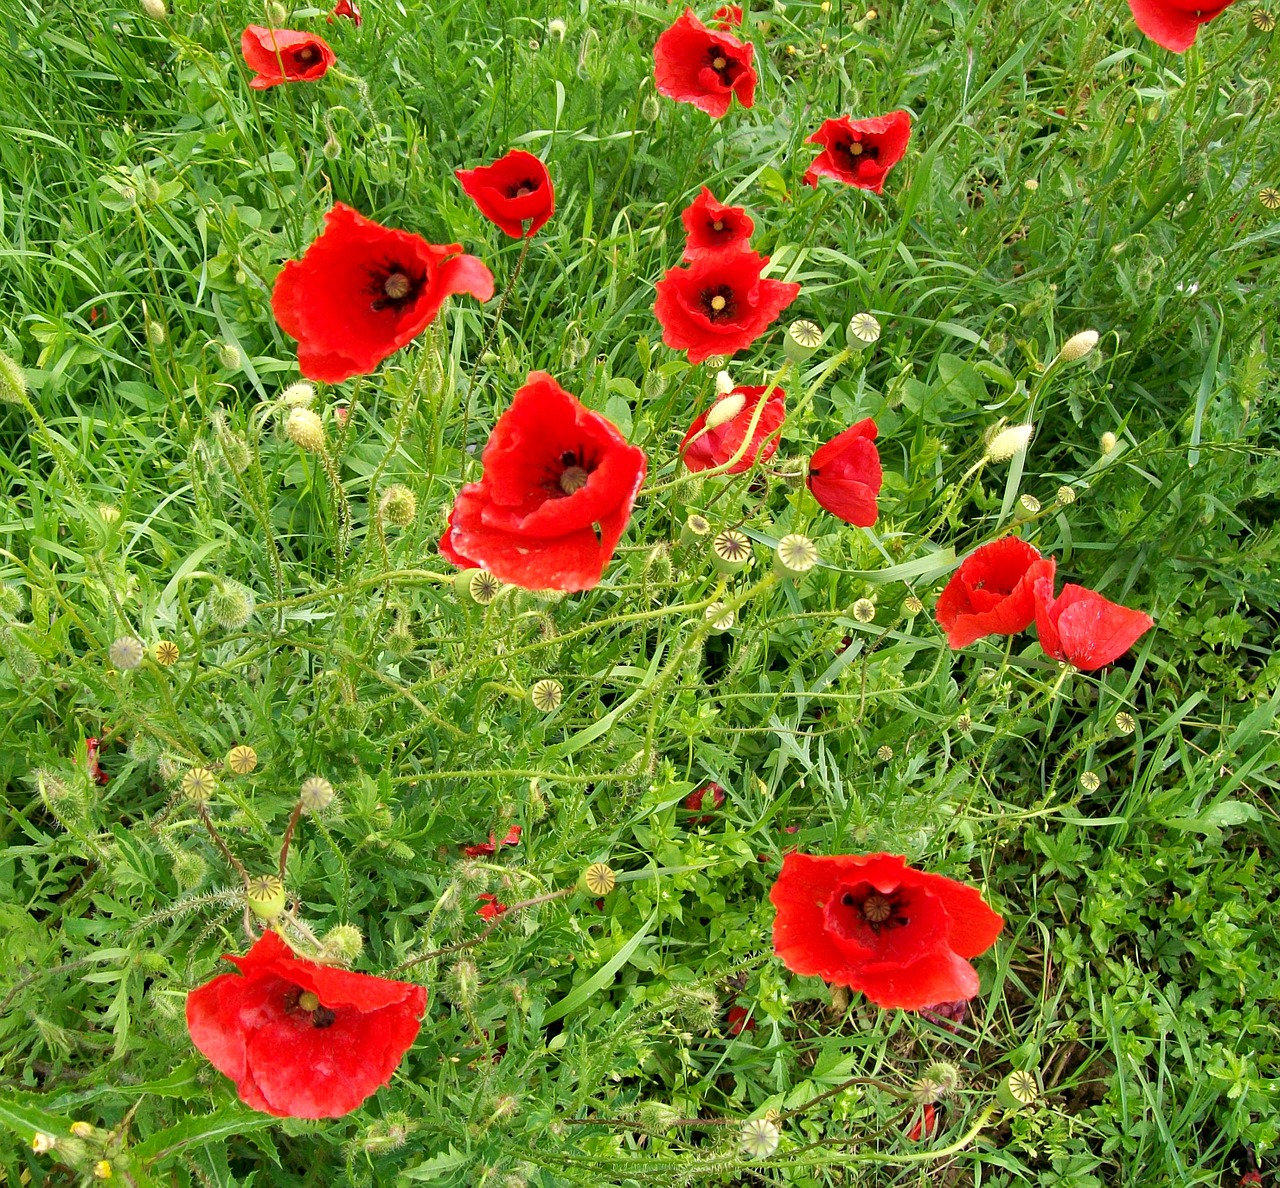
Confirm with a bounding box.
[579,862,617,895]
[181,766,217,804]
[704,602,735,633]
[775,533,819,576]
[285,407,326,453]
[712,528,752,573]
[226,744,258,776]
[846,312,882,347]
[679,513,713,547]
[246,874,288,921]
[740,1118,780,1159]
[784,319,823,361]
[379,485,417,528]
[996,1069,1039,1109]
[299,775,335,813]
[531,678,563,713]
[1058,329,1099,363]
[108,636,145,670]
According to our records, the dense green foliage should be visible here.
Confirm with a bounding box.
[1,0,1278,1183]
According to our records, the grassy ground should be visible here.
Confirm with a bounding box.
[0,0,1278,1183]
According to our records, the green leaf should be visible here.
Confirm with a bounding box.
[541,906,659,1025]
[130,1107,278,1164]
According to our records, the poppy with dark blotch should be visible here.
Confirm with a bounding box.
[439,372,647,592]
[806,419,881,526]
[186,931,426,1118]
[328,0,362,24]
[654,249,799,364]
[272,203,494,384]
[726,1003,756,1034]
[681,186,755,260]
[477,893,508,921]
[1126,0,1238,50]
[1033,579,1154,671]
[463,825,522,857]
[770,852,1003,1010]
[456,149,555,239]
[241,26,337,90]
[906,1104,940,1142]
[713,4,744,28]
[803,111,912,195]
[654,9,756,118]
[935,537,1056,649]
[680,384,784,474]
[85,737,109,786]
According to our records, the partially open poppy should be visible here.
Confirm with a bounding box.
[654,249,800,364]
[456,150,555,239]
[681,186,755,259]
[1033,578,1154,671]
[680,384,785,473]
[329,0,362,24]
[770,852,1003,1010]
[463,825,523,857]
[803,112,912,194]
[1126,0,1237,50]
[438,372,646,592]
[712,4,744,28]
[272,203,494,383]
[807,419,882,526]
[186,931,427,1119]
[935,537,1056,649]
[241,26,336,90]
[654,10,756,118]
[476,893,508,920]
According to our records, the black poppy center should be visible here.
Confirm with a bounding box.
[835,138,880,170]
[547,446,596,498]
[835,884,910,935]
[369,261,425,313]
[700,285,736,322]
[706,47,741,85]
[509,179,540,199]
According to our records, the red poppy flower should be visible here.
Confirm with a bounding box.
[906,1104,939,1142]
[85,737,109,786]
[803,112,912,195]
[770,852,1004,1010]
[438,372,646,592]
[241,26,337,90]
[653,9,756,118]
[654,250,800,365]
[935,537,1056,650]
[680,384,784,473]
[1126,0,1237,50]
[683,780,727,825]
[1033,579,1154,671]
[806,419,881,526]
[712,4,744,28]
[328,0,362,25]
[477,893,508,921]
[186,931,426,1119]
[726,1003,756,1034]
[272,203,494,384]
[462,825,523,857]
[456,150,555,239]
[681,186,755,260]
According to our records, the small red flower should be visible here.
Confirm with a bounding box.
[477,893,508,921]
[241,26,337,90]
[680,384,784,473]
[803,112,912,195]
[681,186,755,260]
[726,1003,756,1034]
[770,852,1004,1010]
[185,931,426,1119]
[85,737,109,786]
[654,9,756,119]
[712,4,744,28]
[683,780,727,825]
[935,537,1056,650]
[438,372,646,592]
[463,825,522,857]
[1033,579,1154,671]
[1126,0,1237,51]
[272,203,494,384]
[906,1103,939,1142]
[654,249,800,364]
[328,0,362,25]
[806,419,882,526]
[456,150,555,239]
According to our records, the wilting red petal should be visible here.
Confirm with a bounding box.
[1126,0,1236,50]
[906,1104,939,1141]
[330,0,362,25]
[807,419,882,526]
[271,203,493,383]
[1034,580,1154,671]
[803,111,912,194]
[681,186,755,260]
[477,893,508,921]
[85,737,109,786]
[935,537,1055,649]
[439,372,646,592]
[241,26,336,90]
[653,9,756,118]
[726,1003,756,1034]
[456,150,555,239]
[770,852,1003,1011]
[186,931,426,1118]
[680,385,784,473]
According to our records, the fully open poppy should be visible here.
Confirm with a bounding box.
[803,112,912,194]
[654,249,800,364]
[680,384,785,473]
[935,537,1056,649]
[681,187,755,259]
[438,372,646,592]
[1126,0,1237,50]
[272,203,494,383]
[1033,578,1154,671]
[186,931,426,1119]
[241,26,336,90]
[654,10,756,118]
[807,419,882,526]
[770,852,1003,1010]
[456,150,555,239]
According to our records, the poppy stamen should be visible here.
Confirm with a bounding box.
[297,990,321,1012]
[311,1006,337,1028]
[712,219,725,231]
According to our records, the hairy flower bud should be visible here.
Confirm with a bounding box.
[379,484,417,529]
[1058,329,1098,363]
[281,381,316,408]
[207,581,255,629]
[286,407,326,453]
[217,343,242,371]
[0,350,29,405]
[984,423,1034,462]
[320,923,364,965]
